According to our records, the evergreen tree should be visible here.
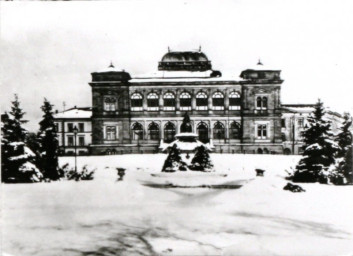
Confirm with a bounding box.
[335,113,353,183]
[191,145,214,171]
[37,98,60,180]
[293,99,338,183]
[180,112,192,133]
[1,95,42,183]
[162,144,183,172]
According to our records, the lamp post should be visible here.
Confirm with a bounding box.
[291,115,295,155]
[73,125,78,173]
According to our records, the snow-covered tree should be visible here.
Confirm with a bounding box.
[37,98,61,180]
[335,113,353,184]
[293,99,338,183]
[1,95,42,183]
[191,145,214,171]
[162,144,185,172]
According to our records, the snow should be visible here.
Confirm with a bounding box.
[8,146,35,161]
[2,154,353,256]
[53,108,92,119]
[95,66,124,73]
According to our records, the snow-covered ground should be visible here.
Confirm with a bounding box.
[2,154,353,256]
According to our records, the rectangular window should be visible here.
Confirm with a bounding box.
[106,126,117,141]
[298,118,304,128]
[281,119,286,128]
[68,123,73,132]
[147,98,159,111]
[229,98,241,110]
[68,136,74,146]
[54,123,59,132]
[78,123,84,132]
[196,98,208,108]
[180,97,192,111]
[78,136,85,146]
[164,98,175,107]
[257,124,267,139]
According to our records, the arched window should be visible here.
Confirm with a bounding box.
[213,121,225,140]
[229,121,241,139]
[148,122,160,140]
[163,92,175,111]
[197,122,209,143]
[196,92,208,110]
[131,93,143,111]
[104,96,117,111]
[147,93,159,111]
[132,122,143,140]
[256,96,268,110]
[212,92,224,110]
[164,122,176,143]
[180,92,192,111]
[229,91,241,110]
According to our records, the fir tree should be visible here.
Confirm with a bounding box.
[191,145,214,171]
[1,95,42,183]
[335,113,353,183]
[293,99,338,183]
[162,144,182,172]
[37,98,60,180]
[180,112,192,133]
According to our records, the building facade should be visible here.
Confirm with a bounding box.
[53,107,92,155]
[89,50,283,154]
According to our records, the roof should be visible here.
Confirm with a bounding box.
[93,63,124,73]
[53,107,92,119]
[161,51,209,62]
[244,61,280,71]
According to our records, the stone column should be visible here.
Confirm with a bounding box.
[176,90,180,111]
[143,91,148,111]
[191,89,196,111]
[159,90,163,111]
[208,89,212,111]
[224,89,229,111]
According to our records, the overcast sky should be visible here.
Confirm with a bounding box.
[1,0,353,131]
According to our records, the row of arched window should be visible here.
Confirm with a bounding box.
[130,91,241,111]
[130,121,241,142]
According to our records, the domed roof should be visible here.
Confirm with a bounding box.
[161,51,209,62]
[159,49,212,71]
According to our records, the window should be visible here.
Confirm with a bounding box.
[256,96,268,110]
[257,124,267,139]
[180,92,192,111]
[148,122,160,140]
[78,123,84,132]
[163,92,175,111]
[281,119,286,128]
[229,92,241,110]
[197,122,209,143]
[196,92,208,110]
[132,122,143,140]
[131,93,143,111]
[54,123,59,132]
[68,136,74,146]
[147,93,159,111]
[104,97,117,111]
[68,123,73,132]
[298,118,304,128]
[164,122,176,143]
[78,136,85,146]
[106,126,117,140]
[229,121,241,139]
[213,121,225,140]
[212,92,224,110]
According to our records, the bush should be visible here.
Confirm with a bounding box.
[60,164,95,181]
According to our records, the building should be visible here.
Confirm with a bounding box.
[53,107,92,155]
[281,104,342,155]
[53,49,344,155]
[89,49,283,154]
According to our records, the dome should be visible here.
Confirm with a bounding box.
[158,50,212,71]
[161,51,209,62]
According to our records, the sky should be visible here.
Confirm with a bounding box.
[1,0,353,131]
